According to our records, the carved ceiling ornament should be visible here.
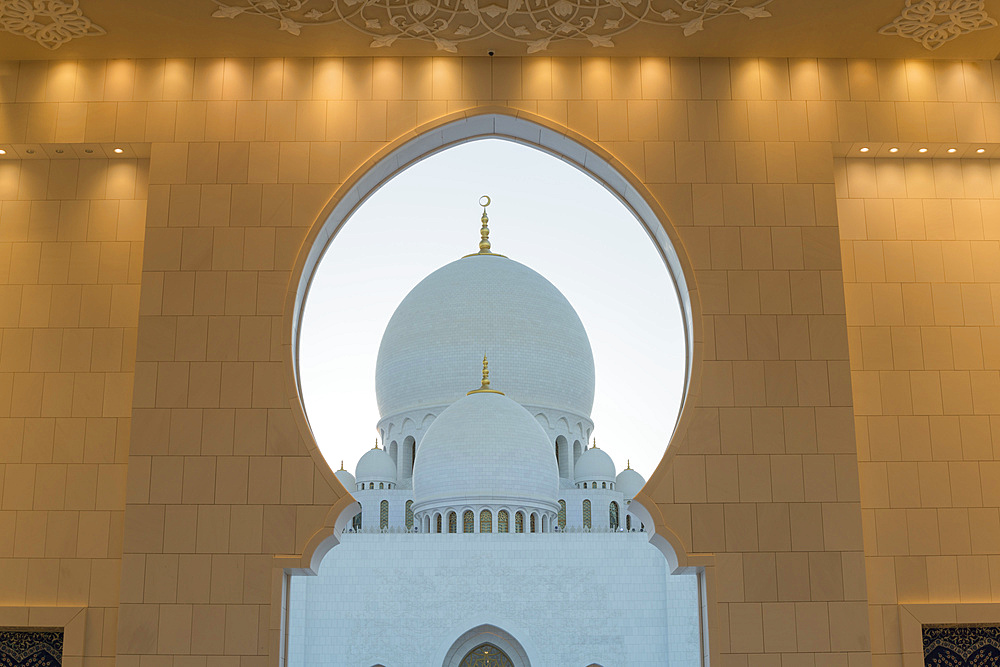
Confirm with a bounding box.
[210,0,773,53]
[879,0,997,50]
[0,0,105,49]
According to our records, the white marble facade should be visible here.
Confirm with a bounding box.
[288,533,702,667]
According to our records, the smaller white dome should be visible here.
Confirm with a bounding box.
[356,447,396,483]
[412,390,559,515]
[616,467,646,499]
[334,465,356,490]
[575,446,615,482]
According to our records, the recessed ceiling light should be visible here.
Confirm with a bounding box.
[977,148,986,153]
[889,147,899,153]
[948,148,957,153]
[0,149,6,155]
[84,149,94,154]
[113,147,124,154]
[918,148,928,153]
[55,149,64,154]
[860,147,870,153]
[25,149,34,154]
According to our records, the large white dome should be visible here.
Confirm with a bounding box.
[411,391,559,514]
[375,254,595,420]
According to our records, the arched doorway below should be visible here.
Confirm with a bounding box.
[442,625,530,667]
[460,643,515,666]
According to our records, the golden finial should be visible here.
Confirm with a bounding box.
[467,354,504,395]
[374,438,379,450]
[626,459,631,470]
[463,196,507,259]
[340,460,345,470]
[478,195,491,254]
[593,438,598,449]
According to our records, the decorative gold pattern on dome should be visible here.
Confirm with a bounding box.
[468,355,504,395]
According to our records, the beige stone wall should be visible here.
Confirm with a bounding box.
[837,156,1000,667]
[0,155,147,666]
[2,55,1000,667]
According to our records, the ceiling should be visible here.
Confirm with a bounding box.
[1,0,1000,60]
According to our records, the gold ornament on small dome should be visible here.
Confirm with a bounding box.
[468,354,504,395]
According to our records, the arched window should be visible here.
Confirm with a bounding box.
[463,510,474,533]
[448,512,457,533]
[480,509,492,533]
[558,500,566,530]
[583,483,587,489]
[379,500,388,529]
[368,482,373,489]
[498,510,509,533]
[405,500,413,530]
[352,511,362,531]
[610,501,620,530]
[583,499,591,529]
[460,644,514,667]
[515,511,524,533]
[436,514,442,533]
[626,514,632,531]
[379,482,384,489]
[530,513,537,533]
[602,482,607,489]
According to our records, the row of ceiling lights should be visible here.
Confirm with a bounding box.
[860,146,986,154]
[0,147,125,156]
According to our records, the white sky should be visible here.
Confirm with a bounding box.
[298,138,686,478]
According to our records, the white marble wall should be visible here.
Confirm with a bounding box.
[287,532,701,667]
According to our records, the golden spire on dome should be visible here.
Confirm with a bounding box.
[340,460,345,470]
[374,438,379,449]
[463,195,506,258]
[468,354,504,395]
[478,195,492,254]
[626,459,631,470]
[593,438,598,449]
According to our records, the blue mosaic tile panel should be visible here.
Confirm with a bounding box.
[925,625,1000,667]
[0,630,63,667]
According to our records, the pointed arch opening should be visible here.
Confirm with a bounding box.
[282,109,708,667]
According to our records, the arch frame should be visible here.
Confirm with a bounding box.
[276,104,714,664]
[281,106,704,519]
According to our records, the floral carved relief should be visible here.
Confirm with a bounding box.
[879,0,997,50]
[0,0,105,49]
[210,0,773,52]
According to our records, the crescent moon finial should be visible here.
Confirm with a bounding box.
[478,195,492,254]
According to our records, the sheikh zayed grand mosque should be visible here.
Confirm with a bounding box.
[287,204,701,666]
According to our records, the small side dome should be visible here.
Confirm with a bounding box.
[356,446,396,483]
[575,446,615,483]
[616,465,646,499]
[334,462,356,491]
